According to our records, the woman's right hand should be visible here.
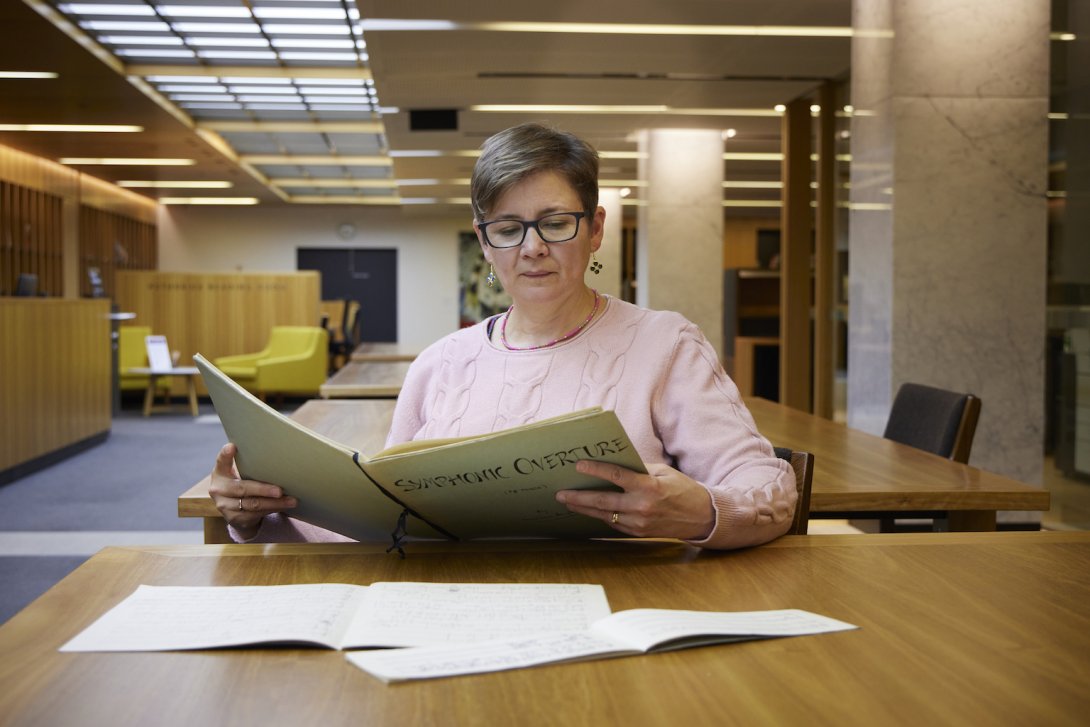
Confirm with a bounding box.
[209,443,298,540]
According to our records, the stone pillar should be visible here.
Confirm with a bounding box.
[586,187,622,300]
[635,129,725,356]
[848,0,1050,496]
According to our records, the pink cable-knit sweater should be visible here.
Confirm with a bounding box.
[237,296,796,549]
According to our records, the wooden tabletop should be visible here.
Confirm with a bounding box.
[745,397,1049,519]
[350,342,422,362]
[319,360,412,399]
[179,398,1049,539]
[2,532,1087,725]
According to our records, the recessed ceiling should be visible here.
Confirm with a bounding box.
[0,0,856,209]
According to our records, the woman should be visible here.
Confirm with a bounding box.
[211,122,796,549]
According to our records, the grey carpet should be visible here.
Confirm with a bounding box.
[0,397,304,625]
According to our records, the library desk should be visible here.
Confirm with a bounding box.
[178,399,1050,542]
[350,342,422,362]
[745,397,1050,530]
[1,533,1087,726]
[319,360,412,399]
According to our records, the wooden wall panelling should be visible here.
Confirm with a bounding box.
[79,206,157,298]
[114,271,322,395]
[0,181,64,296]
[0,299,111,478]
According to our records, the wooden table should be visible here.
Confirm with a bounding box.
[178,399,396,543]
[127,366,200,417]
[319,360,411,398]
[745,397,1050,530]
[179,398,1050,541]
[2,532,1088,726]
[350,342,422,362]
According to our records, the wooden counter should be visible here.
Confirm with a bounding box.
[0,297,111,482]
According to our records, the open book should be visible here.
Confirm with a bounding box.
[348,607,858,682]
[60,582,613,653]
[194,354,646,543]
[60,583,858,683]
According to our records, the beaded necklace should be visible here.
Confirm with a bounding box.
[500,289,600,351]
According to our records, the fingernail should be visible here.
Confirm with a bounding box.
[555,492,567,503]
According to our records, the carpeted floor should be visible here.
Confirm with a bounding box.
[0,397,300,625]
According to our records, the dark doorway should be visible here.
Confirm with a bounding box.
[297,248,398,341]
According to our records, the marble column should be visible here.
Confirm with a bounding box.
[635,129,725,355]
[586,187,622,300]
[848,0,1050,496]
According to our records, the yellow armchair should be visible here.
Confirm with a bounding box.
[214,326,328,397]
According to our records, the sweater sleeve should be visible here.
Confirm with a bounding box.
[652,322,796,549]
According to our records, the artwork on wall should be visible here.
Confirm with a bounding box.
[459,231,511,327]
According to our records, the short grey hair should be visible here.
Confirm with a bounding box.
[470,122,599,221]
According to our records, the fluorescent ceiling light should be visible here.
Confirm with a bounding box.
[252,8,351,20]
[242,154,391,166]
[723,200,783,207]
[200,120,383,132]
[146,75,220,83]
[295,86,367,94]
[395,178,472,186]
[173,94,235,102]
[80,21,170,31]
[272,179,397,188]
[725,152,783,161]
[117,49,196,58]
[178,102,243,110]
[1051,32,1076,41]
[100,35,184,45]
[60,157,195,165]
[59,4,155,16]
[157,6,250,18]
[187,37,271,48]
[303,95,370,104]
[172,22,260,33]
[599,151,644,159]
[0,124,142,132]
[358,19,854,37]
[289,195,401,205]
[279,52,363,61]
[242,103,308,110]
[264,24,352,35]
[221,76,293,85]
[272,39,356,49]
[469,104,778,116]
[0,71,59,79]
[388,149,482,158]
[159,84,229,93]
[198,50,277,60]
[118,180,233,188]
[235,95,300,103]
[159,197,260,205]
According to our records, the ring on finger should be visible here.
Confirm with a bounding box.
[611,512,620,525]
[239,497,244,511]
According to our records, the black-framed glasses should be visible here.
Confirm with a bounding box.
[478,211,586,249]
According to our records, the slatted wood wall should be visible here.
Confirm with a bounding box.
[79,206,157,297]
[0,181,64,296]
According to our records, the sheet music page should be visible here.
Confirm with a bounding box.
[590,608,859,652]
[343,582,612,648]
[60,584,368,652]
[347,631,629,683]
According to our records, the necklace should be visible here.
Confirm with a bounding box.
[500,290,600,351]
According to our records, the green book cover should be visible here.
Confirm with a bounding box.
[195,354,645,542]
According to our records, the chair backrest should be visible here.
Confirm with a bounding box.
[118,326,152,371]
[341,300,361,345]
[265,326,326,357]
[883,383,981,463]
[773,446,813,535]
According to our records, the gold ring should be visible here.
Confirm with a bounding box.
[611,512,620,525]
[239,497,244,511]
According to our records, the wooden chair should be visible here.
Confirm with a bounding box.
[773,446,813,535]
[879,382,982,531]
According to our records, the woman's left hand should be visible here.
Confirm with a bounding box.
[555,460,715,540]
